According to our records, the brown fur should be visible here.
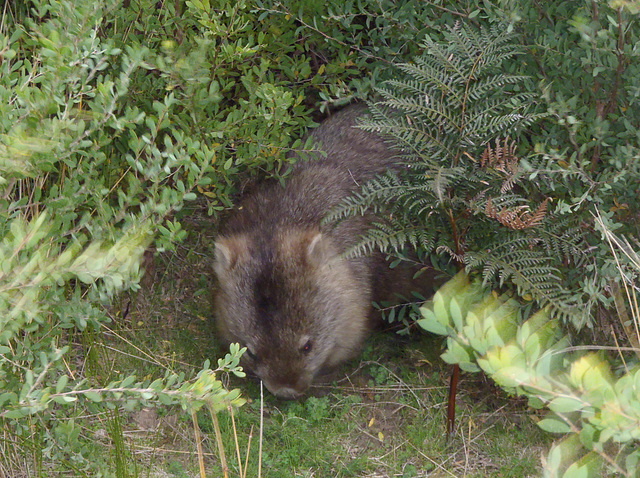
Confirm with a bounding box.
[213,105,436,399]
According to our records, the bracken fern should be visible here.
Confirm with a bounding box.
[327,22,593,326]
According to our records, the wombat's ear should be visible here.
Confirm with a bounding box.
[304,231,332,266]
[214,236,249,275]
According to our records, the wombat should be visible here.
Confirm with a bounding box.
[213,104,435,399]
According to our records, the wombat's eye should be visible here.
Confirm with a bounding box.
[301,340,313,354]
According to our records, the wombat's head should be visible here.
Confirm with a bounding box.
[213,229,370,399]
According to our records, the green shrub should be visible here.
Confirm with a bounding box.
[0,0,316,473]
[419,258,640,476]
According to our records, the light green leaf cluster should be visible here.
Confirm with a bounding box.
[0,212,152,343]
[0,0,255,472]
[610,0,640,13]
[419,271,640,477]
[2,347,246,420]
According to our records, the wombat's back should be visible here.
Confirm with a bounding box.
[221,105,396,237]
[213,105,409,398]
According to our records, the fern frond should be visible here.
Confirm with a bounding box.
[457,22,523,69]
[395,63,465,98]
[465,75,531,102]
[485,197,549,230]
[469,193,528,215]
[358,104,455,161]
[537,216,591,267]
[479,137,519,187]
[464,242,583,319]
[325,172,407,222]
[463,105,538,144]
[345,220,438,258]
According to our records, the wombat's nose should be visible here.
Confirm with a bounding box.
[273,387,303,400]
[264,381,305,400]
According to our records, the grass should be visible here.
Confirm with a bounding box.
[74,205,552,477]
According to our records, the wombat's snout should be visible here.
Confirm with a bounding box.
[261,374,309,400]
[266,384,304,400]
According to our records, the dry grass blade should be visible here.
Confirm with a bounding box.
[0,424,32,478]
[610,281,640,361]
[596,209,640,359]
[243,425,254,478]
[209,407,230,478]
[229,404,244,478]
[259,381,264,478]
[191,410,208,478]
